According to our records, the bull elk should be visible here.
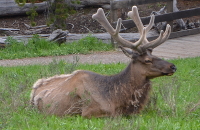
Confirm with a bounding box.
[30,6,176,118]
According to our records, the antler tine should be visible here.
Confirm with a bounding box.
[128,6,155,45]
[128,6,144,34]
[92,8,144,50]
[159,24,171,43]
[92,8,116,35]
[141,24,171,50]
[93,6,171,53]
[127,6,155,34]
[146,15,155,32]
[140,30,164,51]
[128,6,171,51]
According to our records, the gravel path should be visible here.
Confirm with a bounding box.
[0,51,130,67]
[0,34,200,67]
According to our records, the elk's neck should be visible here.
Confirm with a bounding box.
[95,61,151,100]
[105,61,151,113]
[114,62,149,87]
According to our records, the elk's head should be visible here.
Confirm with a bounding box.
[92,6,176,78]
[120,47,176,79]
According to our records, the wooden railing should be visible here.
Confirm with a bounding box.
[110,0,173,24]
[110,0,200,42]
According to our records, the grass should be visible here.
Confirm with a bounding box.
[0,57,200,129]
[0,35,113,60]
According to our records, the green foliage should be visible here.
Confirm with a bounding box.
[15,0,77,28]
[15,0,46,6]
[0,57,200,129]
[26,6,38,26]
[0,35,113,60]
[15,0,27,6]
[47,0,77,29]
[15,0,46,26]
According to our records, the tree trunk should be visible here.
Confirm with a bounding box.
[0,0,48,17]
[0,0,111,17]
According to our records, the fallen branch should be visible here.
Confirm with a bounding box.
[47,29,69,45]
[151,6,167,33]
[0,38,6,48]
[24,23,49,29]
[0,28,20,31]
[0,28,20,36]
[71,0,110,9]
[173,0,186,30]
[23,23,50,35]
[152,0,187,32]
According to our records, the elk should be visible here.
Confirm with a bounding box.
[30,6,176,118]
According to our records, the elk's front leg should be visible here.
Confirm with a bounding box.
[81,101,114,118]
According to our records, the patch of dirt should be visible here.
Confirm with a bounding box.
[0,0,200,36]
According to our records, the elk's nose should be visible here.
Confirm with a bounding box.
[170,65,177,72]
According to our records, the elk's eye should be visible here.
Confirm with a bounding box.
[145,59,152,64]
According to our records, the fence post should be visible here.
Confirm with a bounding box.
[167,0,173,31]
[110,0,118,47]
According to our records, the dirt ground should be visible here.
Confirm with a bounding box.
[0,0,200,36]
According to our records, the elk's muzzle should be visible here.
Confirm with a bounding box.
[162,64,177,76]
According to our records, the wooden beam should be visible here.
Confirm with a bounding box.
[166,0,173,29]
[114,7,200,29]
[146,28,200,42]
[110,0,118,47]
[111,0,172,9]
[169,28,200,39]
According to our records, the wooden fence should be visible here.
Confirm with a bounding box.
[110,0,173,24]
[110,0,200,41]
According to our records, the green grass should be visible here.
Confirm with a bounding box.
[0,57,200,130]
[0,35,113,60]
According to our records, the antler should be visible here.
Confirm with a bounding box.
[92,6,171,53]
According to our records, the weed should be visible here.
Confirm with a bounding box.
[157,76,180,115]
[48,57,79,75]
[148,5,153,9]
[156,3,164,8]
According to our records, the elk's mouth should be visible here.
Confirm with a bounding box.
[162,72,174,76]
[162,65,176,76]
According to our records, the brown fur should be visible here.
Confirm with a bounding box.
[30,50,176,118]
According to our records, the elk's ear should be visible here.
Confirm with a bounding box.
[119,46,138,59]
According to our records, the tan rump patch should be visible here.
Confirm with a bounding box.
[32,74,72,89]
